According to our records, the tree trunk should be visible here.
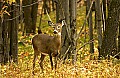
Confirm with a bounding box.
[100,0,120,59]
[31,0,38,33]
[118,17,120,58]
[0,1,3,63]
[95,0,102,53]
[57,0,64,20]
[55,0,59,23]
[86,0,94,54]
[10,3,18,63]
[118,16,120,58]
[20,0,24,35]
[3,9,9,63]
[22,0,32,34]
[43,0,50,14]
[52,0,55,11]
[102,0,106,31]
[70,0,77,64]
[61,0,71,60]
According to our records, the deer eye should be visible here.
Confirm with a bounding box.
[57,26,60,29]
[53,26,55,29]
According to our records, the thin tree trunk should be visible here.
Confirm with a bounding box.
[10,3,18,63]
[117,15,120,59]
[3,8,9,63]
[61,0,71,60]
[48,0,51,12]
[52,0,55,11]
[55,1,59,23]
[31,0,38,33]
[20,0,24,35]
[38,4,43,34]
[0,0,3,63]
[22,0,32,34]
[102,0,106,30]
[58,0,64,20]
[43,0,49,14]
[86,0,94,54]
[70,0,77,64]
[95,0,102,53]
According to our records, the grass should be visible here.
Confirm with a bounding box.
[0,6,120,78]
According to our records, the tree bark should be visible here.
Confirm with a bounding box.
[102,0,106,30]
[3,9,9,63]
[22,0,32,34]
[55,0,59,23]
[70,0,77,64]
[86,0,94,54]
[43,0,50,14]
[118,16,120,58]
[95,0,102,53]
[0,1,3,63]
[10,3,18,63]
[31,0,38,33]
[61,0,71,60]
[100,0,120,59]
[52,0,55,11]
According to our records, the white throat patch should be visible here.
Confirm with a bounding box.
[58,32,61,36]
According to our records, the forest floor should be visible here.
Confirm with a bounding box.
[0,6,120,78]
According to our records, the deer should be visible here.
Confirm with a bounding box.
[32,20,64,74]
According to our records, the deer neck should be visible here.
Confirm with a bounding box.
[53,33,61,44]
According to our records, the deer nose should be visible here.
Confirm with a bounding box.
[53,30,58,34]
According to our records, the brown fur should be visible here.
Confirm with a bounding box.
[32,34,61,56]
[32,21,63,74]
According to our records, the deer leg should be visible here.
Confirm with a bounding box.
[54,56,57,70]
[55,51,59,70]
[49,53,53,70]
[39,54,45,73]
[33,50,38,74]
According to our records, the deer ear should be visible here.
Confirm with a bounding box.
[48,21,53,26]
